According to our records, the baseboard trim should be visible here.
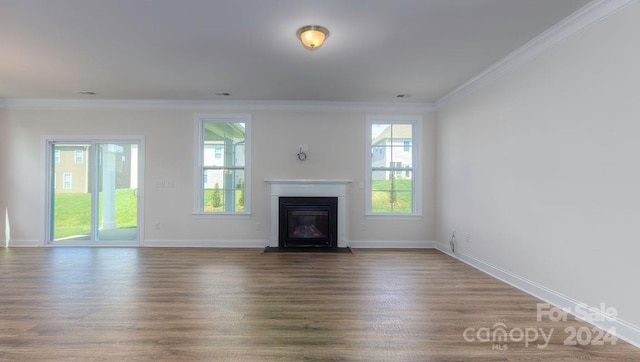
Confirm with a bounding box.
[5,240,40,247]
[142,239,268,248]
[435,243,640,349]
[146,240,437,248]
[5,239,437,249]
[348,240,436,248]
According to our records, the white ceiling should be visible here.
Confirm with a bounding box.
[0,0,590,103]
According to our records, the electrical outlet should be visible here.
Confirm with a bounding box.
[256,223,262,231]
[361,222,366,231]
[466,233,470,243]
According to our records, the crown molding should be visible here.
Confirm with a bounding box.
[436,0,637,108]
[0,98,436,113]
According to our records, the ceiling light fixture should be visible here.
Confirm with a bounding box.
[296,25,329,50]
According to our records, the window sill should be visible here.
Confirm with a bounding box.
[365,213,423,221]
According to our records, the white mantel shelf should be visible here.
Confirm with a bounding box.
[265,179,351,248]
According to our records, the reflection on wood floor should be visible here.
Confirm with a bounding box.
[0,247,637,360]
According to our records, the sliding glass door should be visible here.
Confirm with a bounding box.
[47,139,141,244]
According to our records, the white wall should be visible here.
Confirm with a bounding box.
[437,3,640,329]
[0,108,8,243]
[0,106,435,246]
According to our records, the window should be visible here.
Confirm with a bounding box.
[74,149,83,163]
[195,115,251,214]
[63,173,72,189]
[366,116,421,215]
[54,150,60,163]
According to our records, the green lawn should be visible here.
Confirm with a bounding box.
[53,189,137,239]
[203,189,244,212]
[371,179,413,213]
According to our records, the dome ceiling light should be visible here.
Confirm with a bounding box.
[296,25,330,50]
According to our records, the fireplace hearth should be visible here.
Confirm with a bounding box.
[279,197,338,248]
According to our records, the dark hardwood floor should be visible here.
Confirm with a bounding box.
[0,247,638,361]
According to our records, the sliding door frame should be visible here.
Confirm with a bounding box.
[43,135,145,246]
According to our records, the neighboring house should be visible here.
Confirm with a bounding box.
[371,124,413,180]
[53,146,89,193]
[203,141,245,190]
[203,143,224,189]
[53,144,137,193]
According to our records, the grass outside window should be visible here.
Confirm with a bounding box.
[53,189,137,240]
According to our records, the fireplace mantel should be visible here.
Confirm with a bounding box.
[265,179,351,247]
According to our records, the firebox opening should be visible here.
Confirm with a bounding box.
[279,197,338,248]
[288,210,328,239]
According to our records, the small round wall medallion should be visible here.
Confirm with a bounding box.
[297,151,307,161]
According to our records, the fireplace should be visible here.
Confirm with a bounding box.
[265,179,350,248]
[279,197,338,248]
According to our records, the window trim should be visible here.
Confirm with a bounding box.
[194,114,251,216]
[365,115,422,217]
